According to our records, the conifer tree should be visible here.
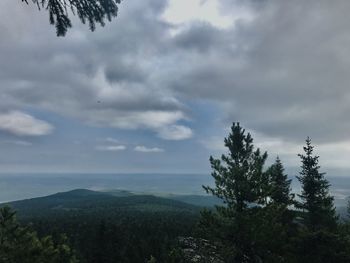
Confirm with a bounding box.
[201,122,269,261]
[203,122,268,213]
[22,0,121,36]
[267,157,293,206]
[296,137,337,231]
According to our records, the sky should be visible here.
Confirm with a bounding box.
[0,0,350,175]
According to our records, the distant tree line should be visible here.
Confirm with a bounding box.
[199,122,350,262]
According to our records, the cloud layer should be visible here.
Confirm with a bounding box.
[0,0,192,140]
[2,0,350,171]
[167,0,350,142]
[3,0,350,143]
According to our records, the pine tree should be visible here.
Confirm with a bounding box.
[203,122,268,213]
[22,0,121,36]
[296,137,337,231]
[201,122,269,261]
[267,157,294,207]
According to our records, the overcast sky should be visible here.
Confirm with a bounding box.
[0,0,350,175]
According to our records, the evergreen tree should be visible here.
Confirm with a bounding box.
[267,157,294,207]
[203,122,268,213]
[201,122,270,261]
[296,137,337,231]
[22,0,121,36]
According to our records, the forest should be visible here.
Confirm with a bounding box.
[2,123,350,262]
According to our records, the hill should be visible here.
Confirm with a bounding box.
[4,189,201,219]
[102,189,222,207]
[1,189,202,262]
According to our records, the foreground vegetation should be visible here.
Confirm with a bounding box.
[0,206,78,263]
[1,190,199,262]
[2,123,350,262]
[198,123,350,262]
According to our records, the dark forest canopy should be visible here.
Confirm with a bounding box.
[22,0,121,36]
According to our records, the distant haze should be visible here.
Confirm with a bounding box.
[0,173,349,208]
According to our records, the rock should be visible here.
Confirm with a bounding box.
[177,237,224,263]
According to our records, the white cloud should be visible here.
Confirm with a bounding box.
[162,0,240,29]
[95,145,126,151]
[100,137,119,144]
[134,145,164,153]
[0,111,53,136]
[157,125,193,140]
[101,110,186,130]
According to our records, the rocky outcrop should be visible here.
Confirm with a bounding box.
[177,237,224,263]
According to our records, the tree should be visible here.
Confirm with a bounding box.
[0,206,78,263]
[201,122,271,261]
[203,122,268,213]
[292,138,350,262]
[296,137,337,231]
[22,0,121,36]
[267,157,294,207]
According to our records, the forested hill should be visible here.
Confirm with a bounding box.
[3,189,204,219]
[1,189,204,262]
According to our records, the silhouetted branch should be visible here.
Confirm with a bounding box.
[22,0,121,36]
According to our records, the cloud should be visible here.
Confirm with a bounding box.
[162,0,234,29]
[99,137,119,144]
[200,136,226,152]
[162,0,350,144]
[157,125,193,140]
[95,145,126,151]
[95,137,127,152]
[0,140,32,146]
[3,0,350,144]
[134,145,164,153]
[3,0,350,171]
[0,0,190,140]
[0,111,53,136]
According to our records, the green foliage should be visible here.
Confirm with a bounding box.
[200,123,350,262]
[267,157,294,207]
[3,190,200,262]
[296,137,337,231]
[0,206,78,263]
[293,228,350,263]
[201,122,293,262]
[167,247,185,263]
[22,0,121,36]
[203,122,268,213]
